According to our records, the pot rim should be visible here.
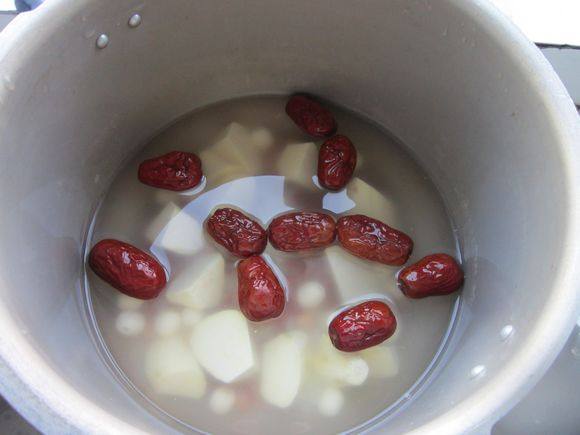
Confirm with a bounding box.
[0,0,577,434]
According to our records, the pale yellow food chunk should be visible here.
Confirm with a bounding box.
[166,252,225,310]
[199,150,247,185]
[153,310,181,336]
[296,281,326,309]
[181,308,203,328]
[250,127,275,151]
[309,336,369,386]
[190,310,254,383]
[277,142,318,189]
[200,123,264,185]
[260,333,304,408]
[325,246,393,301]
[346,177,397,222]
[116,294,144,311]
[145,337,206,399]
[209,387,236,415]
[147,204,204,255]
[318,387,344,416]
[115,311,145,336]
[145,202,181,244]
[360,346,399,378]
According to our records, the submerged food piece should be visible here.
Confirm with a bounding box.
[250,127,275,150]
[116,294,145,311]
[154,310,182,336]
[200,123,274,185]
[296,281,326,309]
[324,245,392,301]
[148,206,205,255]
[398,253,464,298]
[318,135,357,190]
[138,151,203,191]
[337,215,413,266]
[190,310,254,383]
[181,308,203,327]
[200,123,267,185]
[165,252,225,309]
[237,256,285,321]
[89,239,166,299]
[285,94,337,138]
[329,301,397,352]
[318,388,344,417]
[360,346,399,378]
[268,211,336,252]
[145,337,206,399]
[209,387,236,415]
[347,177,397,222]
[260,333,304,408]
[206,208,267,257]
[144,202,180,244]
[115,311,145,336]
[309,336,370,385]
[277,142,318,189]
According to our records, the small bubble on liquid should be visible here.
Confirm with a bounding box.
[500,325,514,341]
[442,28,448,37]
[96,34,109,49]
[128,13,142,28]
[470,365,486,379]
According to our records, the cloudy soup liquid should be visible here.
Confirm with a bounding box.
[86,95,460,434]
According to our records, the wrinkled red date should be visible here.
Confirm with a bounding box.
[329,300,397,352]
[318,135,357,190]
[89,239,166,299]
[268,211,336,252]
[237,256,286,322]
[138,151,203,191]
[398,253,464,298]
[337,215,413,266]
[285,94,337,138]
[206,208,267,258]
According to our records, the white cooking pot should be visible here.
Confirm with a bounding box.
[0,0,578,433]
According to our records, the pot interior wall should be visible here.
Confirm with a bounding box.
[0,0,574,433]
